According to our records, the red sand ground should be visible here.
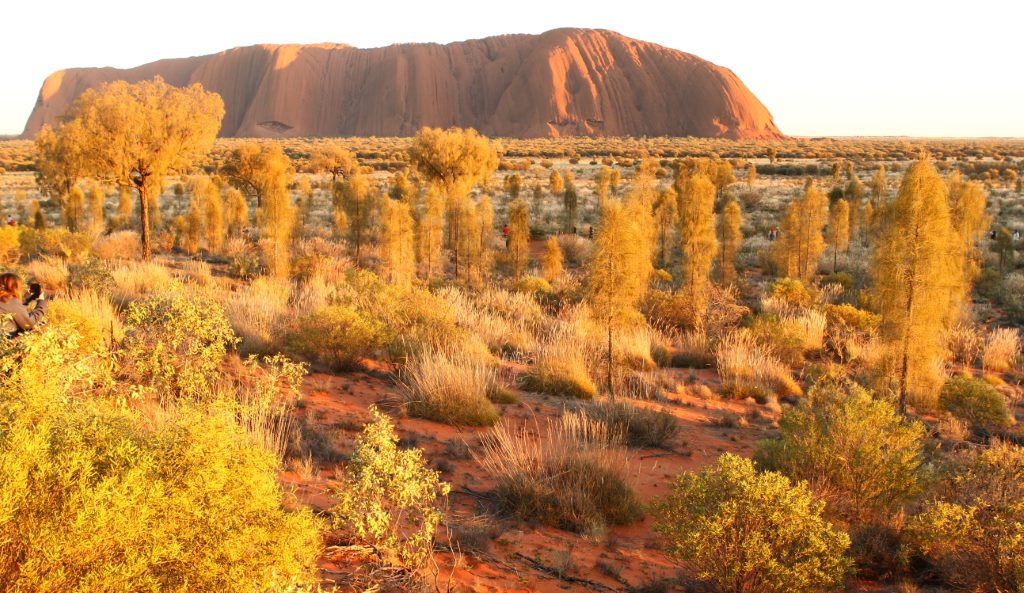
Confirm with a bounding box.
[279,364,789,592]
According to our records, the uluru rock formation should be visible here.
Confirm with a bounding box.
[23,28,783,139]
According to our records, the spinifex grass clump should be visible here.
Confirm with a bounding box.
[401,348,504,426]
[521,331,598,399]
[479,412,641,534]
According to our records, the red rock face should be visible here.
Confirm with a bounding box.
[22,29,784,139]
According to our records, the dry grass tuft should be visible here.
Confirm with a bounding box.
[92,231,141,261]
[478,411,641,533]
[401,349,504,426]
[715,331,802,398]
[521,330,598,399]
[982,327,1020,374]
[24,257,68,291]
[110,260,177,305]
[224,276,291,355]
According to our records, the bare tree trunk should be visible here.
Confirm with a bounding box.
[898,280,916,415]
[138,184,152,260]
[607,323,614,401]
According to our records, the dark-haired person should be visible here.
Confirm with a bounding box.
[0,273,49,337]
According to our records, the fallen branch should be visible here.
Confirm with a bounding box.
[512,552,619,592]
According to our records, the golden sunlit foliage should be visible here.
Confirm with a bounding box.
[774,181,828,282]
[380,198,416,287]
[677,173,718,327]
[872,159,962,411]
[541,236,564,283]
[827,198,850,273]
[506,198,530,281]
[587,198,654,394]
[50,78,224,258]
[718,197,743,284]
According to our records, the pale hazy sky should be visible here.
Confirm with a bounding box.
[3,0,1022,137]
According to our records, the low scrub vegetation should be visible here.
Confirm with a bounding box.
[756,378,925,529]
[655,454,852,593]
[401,348,503,426]
[283,304,384,370]
[333,408,450,569]
[939,375,1013,431]
[909,441,1024,593]
[0,330,322,592]
[582,399,678,448]
[715,331,802,398]
[479,412,641,534]
[521,330,598,399]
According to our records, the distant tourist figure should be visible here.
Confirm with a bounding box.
[5,215,14,226]
[1014,229,1021,242]
[503,224,510,248]
[768,227,778,242]
[588,225,594,239]
[990,229,998,240]
[0,273,49,338]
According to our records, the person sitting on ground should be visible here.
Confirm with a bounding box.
[0,273,49,338]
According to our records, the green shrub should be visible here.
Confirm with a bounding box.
[284,305,384,370]
[39,228,92,261]
[120,293,239,399]
[654,454,852,593]
[0,224,20,264]
[514,275,554,295]
[909,441,1024,593]
[939,375,1013,431]
[584,400,678,448]
[0,330,322,592]
[755,378,925,523]
[333,408,450,568]
[769,277,814,310]
[401,349,501,426]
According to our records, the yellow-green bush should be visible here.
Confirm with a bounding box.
[0,224,21,264]
[0,330,322,592]
[939,375,1013,431]
[333,407,450,568]
[764,277,814,312]
[283,304,384,370]
[39,228,92,262]
[513,275,554,295]
[755,378,925,524]
[909,441,1024,593]
[120,293,238,399]
[655,454,852,593]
